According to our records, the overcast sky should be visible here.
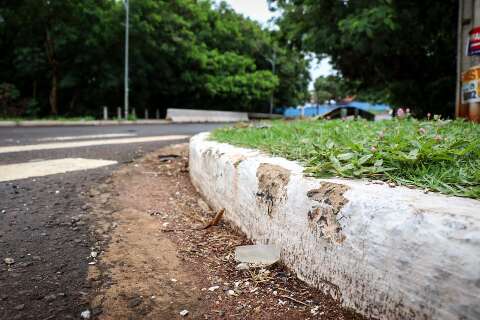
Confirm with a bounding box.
[216,0,275,25]
[214,0,334,89]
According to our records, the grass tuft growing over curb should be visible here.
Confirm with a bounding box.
[211,119,480,199]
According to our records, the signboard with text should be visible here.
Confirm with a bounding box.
[468,27,480,56]
[461,66,480,103]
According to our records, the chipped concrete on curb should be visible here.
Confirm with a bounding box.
[307,183,349,244]
[256,164,290,217]
[189,132,480,320]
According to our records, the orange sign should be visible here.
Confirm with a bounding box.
[461,66,480,103]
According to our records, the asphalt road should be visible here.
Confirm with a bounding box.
[0,123,224,320]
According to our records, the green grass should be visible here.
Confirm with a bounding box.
[40,116,97,121]
[211,119,480,199]
[0,116,96,121]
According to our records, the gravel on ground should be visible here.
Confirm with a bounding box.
[87,144,364,320]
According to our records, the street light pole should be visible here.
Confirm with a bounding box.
[124,0,129,120]
[267,51,277,114]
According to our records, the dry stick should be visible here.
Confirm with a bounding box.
[201,208,225,230]
[189,210,208,225]
[276,287,293,294]
[161,208,225,232]
[161,228,186,232]
[280,295,310,307]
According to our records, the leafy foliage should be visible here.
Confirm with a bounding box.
[272,0,458,116]
[313,76,352,103]
[212,119,480,199]
[0,0,309,117]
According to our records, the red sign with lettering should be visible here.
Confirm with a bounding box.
[468,27,480,56]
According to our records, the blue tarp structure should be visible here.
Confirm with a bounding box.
[283,101,390,118]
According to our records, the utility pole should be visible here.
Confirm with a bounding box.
[267,51,277,114]
[457,0,480,122]
[124,0,130,120]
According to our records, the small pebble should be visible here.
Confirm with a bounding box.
[179,309,189,316]
[44,294,56,302]
[80,310,91,319]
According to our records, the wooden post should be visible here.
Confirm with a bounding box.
[144,108,149,119]
[156,109,160,119]
[117,107,122,120]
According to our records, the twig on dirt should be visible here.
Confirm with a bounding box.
[200,208,225,230]
[189,211,207,225]
[161,228,187,232]
[248,268,274,285]
[276,287,293,294]
[280,295,310,307]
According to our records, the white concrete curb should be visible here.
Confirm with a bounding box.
[166,108,248,123]
[189,132,480,320]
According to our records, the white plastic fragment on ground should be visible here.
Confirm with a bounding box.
[80,310,91,319]
[234,244,280,265]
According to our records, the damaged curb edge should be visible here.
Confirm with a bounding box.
[189,132,480,320]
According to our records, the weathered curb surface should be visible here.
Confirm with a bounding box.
[166,108,249,123]
[189,132,480,320]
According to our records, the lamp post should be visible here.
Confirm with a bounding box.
[123,0,129,120]
[266,51,276,114]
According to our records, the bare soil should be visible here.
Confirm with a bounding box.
[87,144,364,320]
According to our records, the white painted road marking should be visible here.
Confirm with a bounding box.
[0,135,189,154]
[37,133,137,141]
[0,158,118,182]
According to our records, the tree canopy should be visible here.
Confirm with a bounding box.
[273,0,458,116]
[313,76,350,103]
[0,0,309,118]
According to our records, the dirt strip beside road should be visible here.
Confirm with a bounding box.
[87,144,364,320]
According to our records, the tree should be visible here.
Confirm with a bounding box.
[272,0,458,116]
[313,76,350,103]
[0,0,310,117]
[0,0,118,116]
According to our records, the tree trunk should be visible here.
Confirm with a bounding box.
[32,80,37,100]
[49,71,58,115]
[69,89,79,113]
[45,27,59,115]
